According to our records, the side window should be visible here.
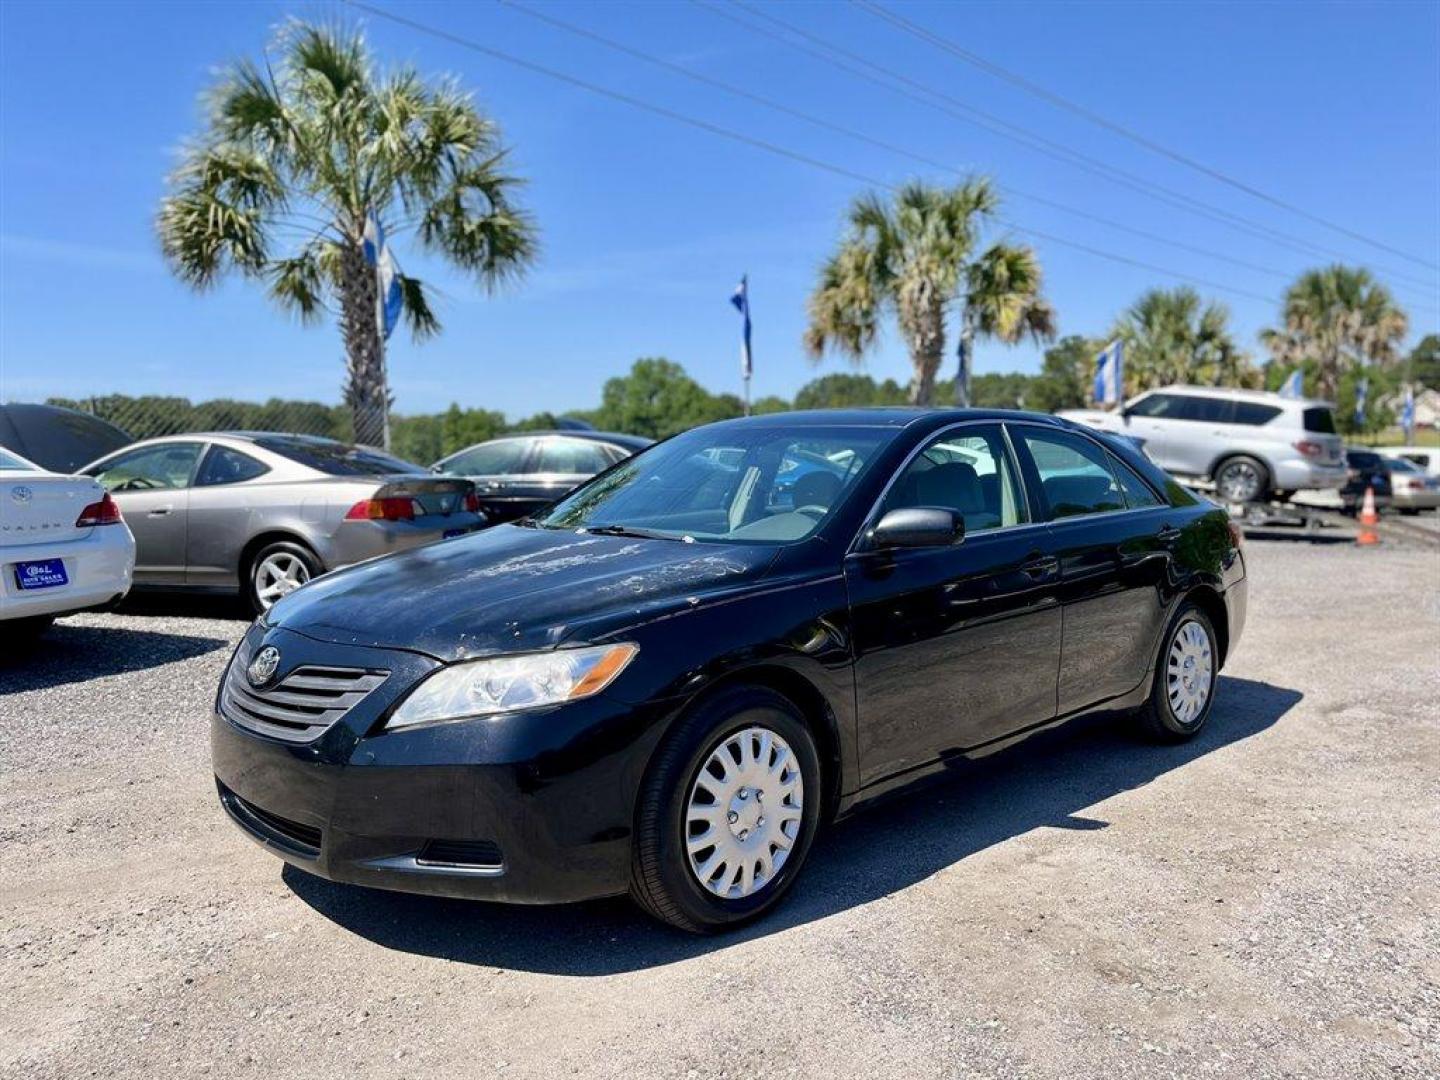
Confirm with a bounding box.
[440,440,530,476]
[91,442,203,492]
[1231,402,1282,426]
[535,437,613,475]
[1110,455,1163,509]
[1020,430,1126,520]
[1189,397,1236,424]
[1128,393,1183,418]
[882,426,1026,533]
[196,445,270,487]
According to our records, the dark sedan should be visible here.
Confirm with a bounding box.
[431,429,652,524]
[1340,447,1393,513]
[212,409,1247,932]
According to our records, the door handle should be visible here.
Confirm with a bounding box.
[1157,525,1181,544]
[147,505,174,517]
[1020,555,1059,580]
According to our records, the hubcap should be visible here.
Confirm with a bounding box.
[1218,462,1261,503]
[685,726,804,899]
[254,552,310,609]
[1166,619,1214,725]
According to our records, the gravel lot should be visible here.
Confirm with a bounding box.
[3,539,1437,1079]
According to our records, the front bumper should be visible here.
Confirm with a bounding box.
[210,625,667,904]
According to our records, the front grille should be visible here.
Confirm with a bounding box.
[221,641,388,743]
[218,782,322,855]
[416,839,505,869]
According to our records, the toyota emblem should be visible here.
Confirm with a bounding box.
[246,646,282,688]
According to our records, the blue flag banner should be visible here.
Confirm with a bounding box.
[378,247,402,341]
[1354,377,1369,426]
[730,276,752,380]
[362,212,385,267]
[1278,370,1303,399]
[1093,340,1123,406]
[1401,386,1415,440]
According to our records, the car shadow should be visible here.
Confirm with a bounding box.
[0,621,230,693]
[284,675,1301,974]
[116,589,254,621]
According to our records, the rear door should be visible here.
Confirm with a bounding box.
[1011,425,1173,714]
[1165,395,1233,476]
[87,442,204,583]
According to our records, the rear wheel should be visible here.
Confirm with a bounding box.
[245,540,320,614]
[1214,456,1270,504]
[630,686,822,933]
[1136,602,1218,742]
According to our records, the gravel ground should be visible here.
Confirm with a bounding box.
[2,539,1437,1080]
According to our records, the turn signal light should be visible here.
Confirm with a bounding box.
[344,497,417,522]
[75,492,123,526]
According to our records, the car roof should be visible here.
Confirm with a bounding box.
[1142,385,1335,408]
[706,407,1070,429]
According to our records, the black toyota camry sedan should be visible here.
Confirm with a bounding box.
[212,409,1246,932]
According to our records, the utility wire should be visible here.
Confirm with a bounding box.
[708,0,1439,298]
[346,0,1282,308]
[498,0,1291,282]
[854,0,1440,274]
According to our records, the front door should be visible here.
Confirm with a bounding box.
[845,423,1063,786]
[87,441,204,584]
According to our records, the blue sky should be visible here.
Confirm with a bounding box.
[1,0,1437,419]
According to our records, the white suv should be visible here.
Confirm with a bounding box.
[1060,386,1347,504]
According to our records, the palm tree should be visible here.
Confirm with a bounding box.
[803,179,1053,406]
[1260,266,1408,400]
[956,244,1056,406]
[158,21,538,446]
[1111,287,1249,394]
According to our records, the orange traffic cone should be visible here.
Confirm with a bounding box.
[1356,485,1381,546]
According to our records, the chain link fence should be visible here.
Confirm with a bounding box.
[47,395,353,443]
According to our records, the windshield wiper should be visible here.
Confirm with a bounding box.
[579,524,685,541]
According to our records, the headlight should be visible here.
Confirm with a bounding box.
[386,643,639,730]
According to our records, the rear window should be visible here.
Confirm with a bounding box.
[254,436,422,476]
[1303,407,1337,434]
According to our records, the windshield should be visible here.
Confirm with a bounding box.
[0,448,38,470]
[254,436,424,476]
[533,424,892,544]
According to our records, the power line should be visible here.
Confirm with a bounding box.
[346,0,1284,310]
[498,0,1292,282]
[855,0,1440,274]
[706,0,1439,299]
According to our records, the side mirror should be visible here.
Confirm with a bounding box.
[869,507,965,549]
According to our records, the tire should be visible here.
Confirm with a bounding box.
[1135,602,1219,743]
[630,685,823,933]
[1213,455,1270,504]
[245,540,321,615]
[1,615,56,643]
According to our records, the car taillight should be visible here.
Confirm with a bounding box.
[464,491,481,513]
[344,497,417,522]
[1293,440,1324,459]
[75,492,123,526]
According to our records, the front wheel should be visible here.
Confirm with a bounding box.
[1136,603,1218,742]
[630,686,822,933]
[245,540,320,615]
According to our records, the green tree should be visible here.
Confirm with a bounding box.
[157,21,538,446]
[803,179,1052,406]
[1026,335,1094,413]
[954,243,1057,406]
[1406,333,1440,391]
[1259,266,1408,400]
[791,373,908,410]
[1112,287,1251,394]
[589,358,741,439]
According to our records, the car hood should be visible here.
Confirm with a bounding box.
[266,524,781,660]
[1056,409,1123,429]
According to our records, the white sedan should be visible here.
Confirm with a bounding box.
[1,447,136,638]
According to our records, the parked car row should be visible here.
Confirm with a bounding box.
[1,421,654,632]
